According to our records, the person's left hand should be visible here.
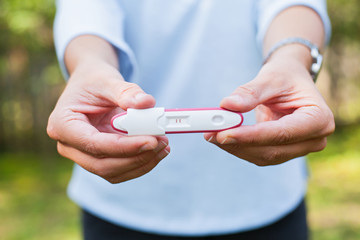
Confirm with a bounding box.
[204,56,335,166]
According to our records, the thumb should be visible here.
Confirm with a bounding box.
[220,77,270,113]
[107,80,156,110]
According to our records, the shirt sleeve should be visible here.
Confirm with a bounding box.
[53,0,137,81]
[256,0,331,53]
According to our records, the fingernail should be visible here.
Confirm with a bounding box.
[153,140,168,153]
[225,95,242,103]
[207,135,219,143]
[221,137,237,145]
[134,93,148,101]
[156,148,170,160]
[139,143,155,153]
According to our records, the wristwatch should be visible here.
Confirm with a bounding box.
[264,37,323,82]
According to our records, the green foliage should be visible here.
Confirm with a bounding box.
[0,0,63,152]
[0,153,80,240]
[307,125,360,240]
[321,0,360,125]
[0,0,55,53]
[328,0,360,43]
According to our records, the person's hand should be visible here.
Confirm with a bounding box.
[204,54,335,166]
[47,62,170,183]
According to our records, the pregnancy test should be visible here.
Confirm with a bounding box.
[111,107,243,136]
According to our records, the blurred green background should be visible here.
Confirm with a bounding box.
[0,0,359,239]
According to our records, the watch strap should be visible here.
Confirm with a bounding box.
[264,37,323,82]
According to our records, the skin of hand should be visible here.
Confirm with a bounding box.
[204,6,335,166]
[47,35,170,183]
[204,53,335,166]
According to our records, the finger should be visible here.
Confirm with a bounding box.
[76,73,156,110]
[203,132,217,143]
[57,142,170,183]
[255,105,281,122]
[52,115,164,158]
[219,73,278,113]
[58,141,169,175]
[213,106,333,146]
[105,80,156,110]
[207,136,327,166]
[109,147,170,183]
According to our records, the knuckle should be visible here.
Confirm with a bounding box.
[56,142,66,157]
[132,155,151,167]
[235,85,259,99]
[83,141,106,158]
[107,174,137,184]
[241,134,257,145]
[46,124,55,139]
[114,141,134,157]
[253,160,268,167]
[119,82,140,96]
[46,117,59,140]
[314,107,335,137]
[137,164,154,177]
[91,161,113,179]
[262,149,283,164]
[273,128,292,144]
[106,178,122,184]
[313,138,328,152]
[83,141,97,154]
[324,116,336,136]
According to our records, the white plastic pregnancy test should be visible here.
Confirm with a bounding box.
[111,107,243,136]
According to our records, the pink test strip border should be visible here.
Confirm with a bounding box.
[111,107,243,134]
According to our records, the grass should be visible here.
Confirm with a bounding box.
[0,153,80,240]
[0,125,359,239]
[307,125,360,240]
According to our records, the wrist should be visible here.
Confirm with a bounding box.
[69,58,123,84]
[266,44,312,69]
[262,47,315,84]
[264,38,323,81]
[64,35,119,75]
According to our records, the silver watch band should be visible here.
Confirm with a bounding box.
[263,37,323,82]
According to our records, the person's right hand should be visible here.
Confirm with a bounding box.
[47,61,170,183]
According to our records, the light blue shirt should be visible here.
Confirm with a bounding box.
[54,0,330,236]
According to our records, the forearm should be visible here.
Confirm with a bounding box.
[64,35,119,75]
[263,6,325,70]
